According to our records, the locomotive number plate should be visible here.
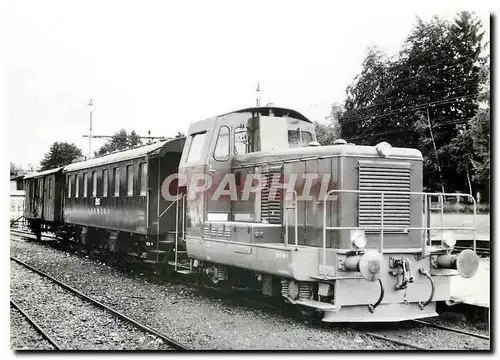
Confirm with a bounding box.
[275,251,288,260]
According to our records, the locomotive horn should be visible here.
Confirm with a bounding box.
[344,251,385,282]
[435,249,480,278]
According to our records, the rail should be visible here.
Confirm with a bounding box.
[321,190,477,278]
[11,298,62,350]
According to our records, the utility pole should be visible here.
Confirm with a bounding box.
[256,82,261,107]
[426,108,446,194]
[88,98,95,159]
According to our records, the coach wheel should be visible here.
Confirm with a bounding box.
[34,222,42,241]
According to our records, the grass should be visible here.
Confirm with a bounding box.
[429,213,490,240]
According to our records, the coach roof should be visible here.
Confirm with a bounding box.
[63,137,185,173]
[23,167,64,179]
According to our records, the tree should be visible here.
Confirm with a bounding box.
[339,47,400,145]
[40,142,84,171]
[95,129,143,157]
[467,59,490,200]
[337,12,486,194]
[315,103,343,145]
[10,162,23,176]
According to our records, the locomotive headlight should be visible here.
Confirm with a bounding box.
[351,230,367,249]
[376,142,392,157]
[442,231,456,249]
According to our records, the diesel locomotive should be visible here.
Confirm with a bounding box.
[23,106,480,322]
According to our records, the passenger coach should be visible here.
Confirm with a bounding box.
[62,137,185,259]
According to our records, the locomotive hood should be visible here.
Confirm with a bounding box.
[231,142,423,168]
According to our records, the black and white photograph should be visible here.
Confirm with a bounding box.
[5,0,492,352]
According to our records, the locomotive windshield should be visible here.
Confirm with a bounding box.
[288,129,313,148]
[234,115,317,154]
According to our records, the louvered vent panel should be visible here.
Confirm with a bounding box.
[260,171,282,224]
[358,162,411,233]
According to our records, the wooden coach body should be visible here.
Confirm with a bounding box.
[23,167,64,224]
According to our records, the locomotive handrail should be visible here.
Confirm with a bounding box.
[321,189,477,278]
[284,190,298,247]
[158,199,178,219]
[174,194,187,272]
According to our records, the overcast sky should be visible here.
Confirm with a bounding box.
[7,0,491,170]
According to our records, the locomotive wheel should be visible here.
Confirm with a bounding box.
[299,305,315,318]
[299,305,323,320]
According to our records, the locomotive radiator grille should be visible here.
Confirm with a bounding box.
[260,170,282,224]
[358,161,411,233]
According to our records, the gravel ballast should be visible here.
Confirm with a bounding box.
[10,238,490,350]
[10,261,173,350]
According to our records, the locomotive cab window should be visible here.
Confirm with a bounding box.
[186,132,207,163]
[214,126,230,161]
[92,171,97,197]
[75,174,79,198]
[126,165,133,196]
[114,168,120,197]
[288,129,313,148]
[139,163,147,196]
[102,169,108,197]
[234,127,247,155]
[83,173,88,197]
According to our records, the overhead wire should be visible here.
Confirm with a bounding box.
[340,93,477,125]
[341,80,479,115]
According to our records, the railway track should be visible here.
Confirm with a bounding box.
[10,256,189,351]
[10,299,62,350]
[351,319,489,350]
[411,319,489,340]
[174,279,489,350]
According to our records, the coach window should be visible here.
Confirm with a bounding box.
[186,132,207,163]
[127,165,133,196]
[139,163,147,196]
[75,174,80,198]
[214,126,230,161]
[83,173,88,197]
[92,171,97,197]
[38,179,43,199]
[102,169,108,197]
[68,175,72,198]
[114,168,120,197]
[48,177,52,199]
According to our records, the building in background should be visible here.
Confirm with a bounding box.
[10,174,26,225]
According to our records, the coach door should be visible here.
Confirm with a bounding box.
[36,178,44,218]
[205,115,234,222]
[43,175,54,222]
